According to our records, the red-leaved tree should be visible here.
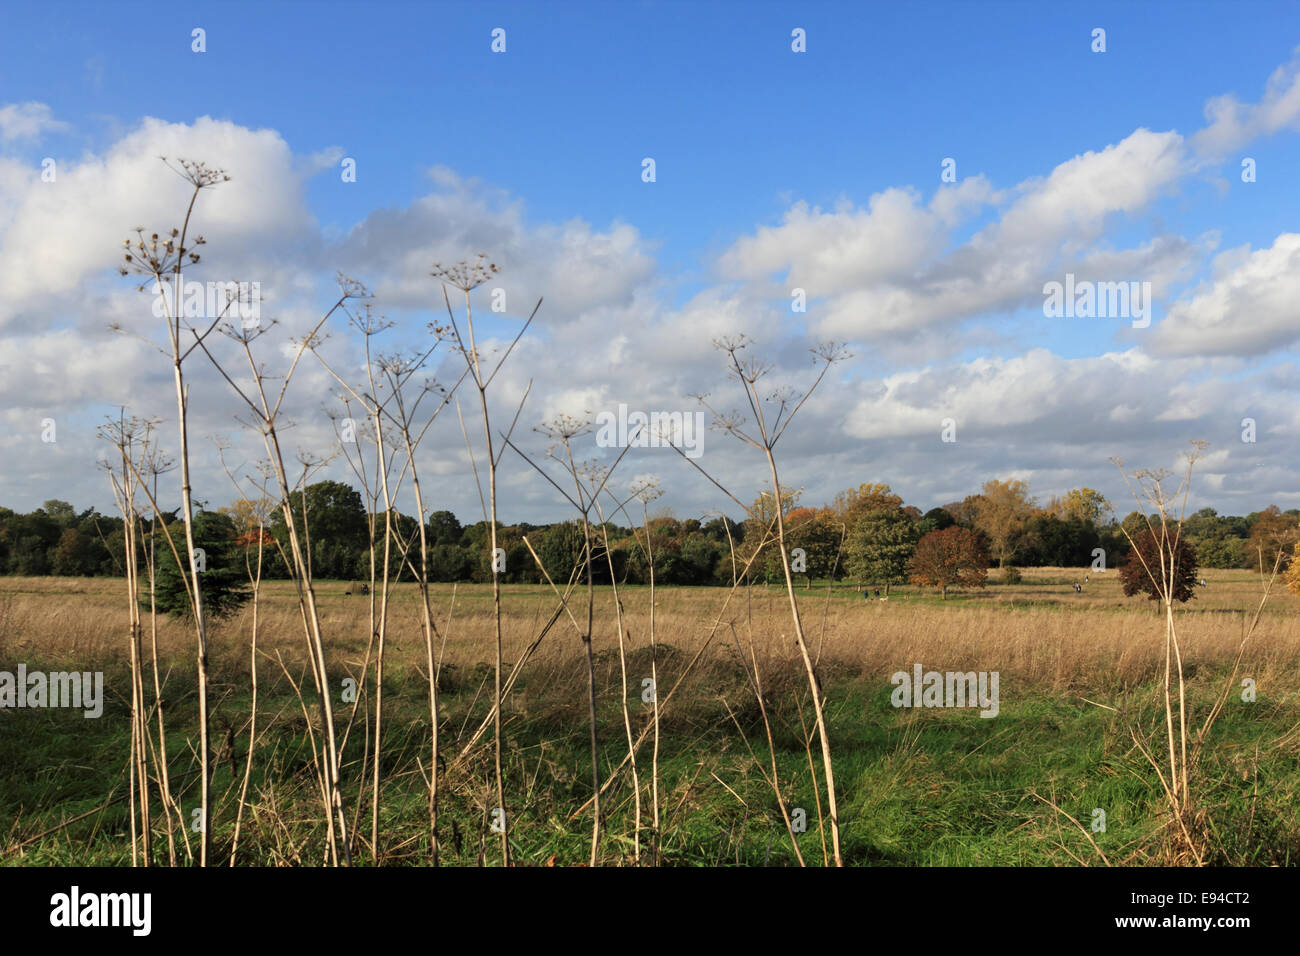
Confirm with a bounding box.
[907,526,989,599]
[1119,526,1198,604]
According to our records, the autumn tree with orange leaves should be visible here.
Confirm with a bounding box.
[907,526,989,599]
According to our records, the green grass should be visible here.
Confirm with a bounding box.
[5,654,1297,866]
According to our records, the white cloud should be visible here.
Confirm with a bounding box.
[334,166,659,322]
[0,102,69,142]
[992,129,1186,247]
[1149,234,1300,356]
[1193,46,1300,158]
[716,187,947,292]
[714,128,1192,342]
[0,116,321,328]
[843,348,1163,440]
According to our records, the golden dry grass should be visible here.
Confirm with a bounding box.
[4,567,1298,696]
[4,566,1299,867]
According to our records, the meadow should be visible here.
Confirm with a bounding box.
[4,566,1298,866]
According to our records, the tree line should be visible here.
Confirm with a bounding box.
[5,478,1296,597]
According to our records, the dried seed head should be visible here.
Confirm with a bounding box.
[431,253,500,292]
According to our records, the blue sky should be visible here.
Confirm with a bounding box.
[2,1,1300,521]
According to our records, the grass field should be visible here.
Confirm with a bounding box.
[3,567,1299,866]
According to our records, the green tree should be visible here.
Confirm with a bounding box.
[1018,514,1100,566]
[536,520,584,583]
[1195,535,1245,569]
[773,507,844,587]
[1119,510,1149,542]
[701,515,744,546]
[150,510,251,619]
[423,543,465,581]
[845,509,919,594]
[427,510,463,547]
[678,532,724,585]
[918,507,955,537]
[5,511,60,574]
[75,511,117,575]
[742,488,801,583]
[1181,507,1248,569]
[270,480,369,580]
[40,499,77,528]
[52,527,96,576]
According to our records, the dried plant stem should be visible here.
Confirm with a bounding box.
[570,521,780,820]
[593,497,640,862]
[191,290,361,864]
[437,269,540,865]
[637,496,663,862]
[379,351,461,865]
[767,446,842,866]
[683,335,848,864]
[100,412,157,866]
[1110,444,1210,863]
[229,514,264,865]
[728,622,805,866]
